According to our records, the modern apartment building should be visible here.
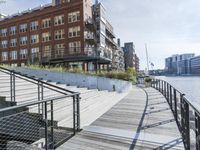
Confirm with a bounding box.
[0,0,119,71]
[122,42,139,72]
[190,56,200,75]
[165,53,195,75]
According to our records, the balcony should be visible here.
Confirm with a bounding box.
[84,32,97,44]
[85,18,97,31]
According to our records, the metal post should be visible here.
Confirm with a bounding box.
[73,96,76,135]
[13,74,16,102]
[195,112,200,150]
[44,102,48,150]
[169,85,172,108]
[77,95,80,131]
[50,100,54,149]
[181,95,190,150]
[158,80,161,92]
[10,72,13,102]
[162,81,164,94]
[174,89,178,123]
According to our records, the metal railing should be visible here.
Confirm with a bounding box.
[151,78,199,150]
[0,67,80,149]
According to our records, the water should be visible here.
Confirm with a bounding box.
[156,76,200,103]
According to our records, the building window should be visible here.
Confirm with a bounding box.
[1,40,8,48]
[68,26,80,38]
[10,51,18,60]
[1,52,8,61]
[68,11,80,23]
[30,34,39,44]
[30,21,39,31]
[20,49,28,59]
[31,47,40,60]
[10,26,16,35]
[54,29,65,40]
[54,15,64,26]
[19,24,27,33]
[10,39,17,47]
[69,41,81,54]
[42,18,51,28]
[42,32,51,42]
[43,45,51,58]
[1,28,7,36]
[20,36,28,45]
[55,44,64,57]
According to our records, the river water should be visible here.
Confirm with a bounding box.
[156,76,200,104]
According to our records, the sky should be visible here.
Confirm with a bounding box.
[1,0,200,70]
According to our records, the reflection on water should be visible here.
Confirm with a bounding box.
[156,76,200,103]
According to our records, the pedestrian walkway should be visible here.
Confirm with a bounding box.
[57,86,184,150]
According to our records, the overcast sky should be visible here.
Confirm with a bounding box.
[1,0,200,70]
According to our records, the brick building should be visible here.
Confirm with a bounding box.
[0,0,119,71]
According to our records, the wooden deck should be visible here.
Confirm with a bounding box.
[57,87,185,150]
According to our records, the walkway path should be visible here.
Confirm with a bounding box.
[57,86,184,150]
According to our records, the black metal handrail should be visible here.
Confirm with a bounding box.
[151,78,200,150]
[0,66,81,150]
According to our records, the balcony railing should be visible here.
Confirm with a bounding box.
[151,78,200,150]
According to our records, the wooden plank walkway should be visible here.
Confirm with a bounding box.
[57,87,185,150]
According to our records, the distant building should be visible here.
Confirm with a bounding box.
[122,42,139,72]
[112,38,124,71]
[165,53,195,75]
[190,56,200,75]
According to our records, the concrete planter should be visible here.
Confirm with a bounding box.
[10,67,132,93]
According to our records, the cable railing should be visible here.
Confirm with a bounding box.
[151,78,199,150]
[0,67,80,149]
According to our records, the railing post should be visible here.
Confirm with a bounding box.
[162,80,164,94]
[44,102,48,150]
[181,95,190,150]
[10,71,16,102]
[50,100,54,149]
[158,80,161,92]
[73,94,80,134]
[77,94,80,131]
[174,89,178,123]
[195,112,200,150]
[169,85,172,109]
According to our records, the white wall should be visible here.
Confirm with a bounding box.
[11,67,132,93]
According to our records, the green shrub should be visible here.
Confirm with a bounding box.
[145,77,152,83]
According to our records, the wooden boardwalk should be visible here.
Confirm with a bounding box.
[57,87,184,150]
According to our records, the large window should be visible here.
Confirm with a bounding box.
[43,45,51,58]
[10,26,16,35]
[55,29,65,40]
[1,52,8,61]
[54,15,64,26]
[69,41,81,54]
[1,28,7,36]
[68,11,80,23]
[10,51,18,60]
[19,24,27,33]
[42,18,51,28]
[20,36,28,45]
[20,49,28,59]
[68,26,80,38]
[31,47,40,59]
[55,44,64,57]
[30,34,39,44]
[1,40,8,48]
[42,32,51,42]
[30,21,39,31]
[10,39,17,47]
